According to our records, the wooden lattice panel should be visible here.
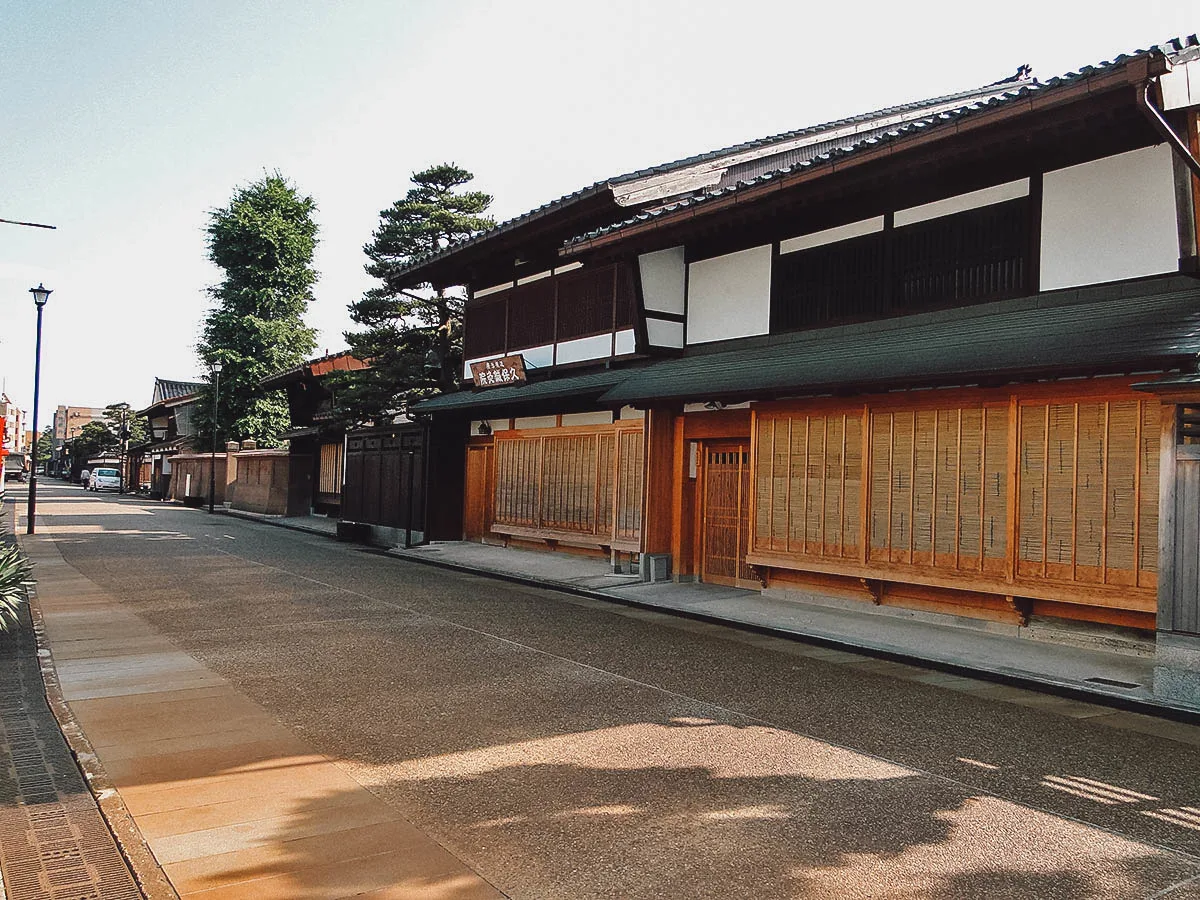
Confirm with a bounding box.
[492,424,643,546]
[868,404,1006,573]
[753,412,861,559]
[1017,398,1158,588]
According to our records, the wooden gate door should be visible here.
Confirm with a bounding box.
[464,443,495,542]
[700,442,756,588]
[285,454,313,517]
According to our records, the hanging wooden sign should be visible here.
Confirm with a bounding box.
[470,355,527,389]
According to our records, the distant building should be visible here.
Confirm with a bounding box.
[53,405,106,442]
[0,395,27,453]
[0,395,28,479]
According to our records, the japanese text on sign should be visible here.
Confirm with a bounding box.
[470,355,527,389]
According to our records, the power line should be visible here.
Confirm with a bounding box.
[0,217,56,230]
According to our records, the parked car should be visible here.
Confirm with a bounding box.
[89,468,121,492]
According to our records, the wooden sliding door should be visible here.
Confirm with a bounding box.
[701,441,756,588]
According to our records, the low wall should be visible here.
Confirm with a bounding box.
[228,449,290,516]
[168,454,230,505]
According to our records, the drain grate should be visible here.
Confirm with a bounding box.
[0,590,143,899]
[1083,676,1142,690]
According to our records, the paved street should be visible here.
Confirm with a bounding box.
[21,483,1200,898]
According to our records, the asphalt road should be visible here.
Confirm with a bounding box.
[35,483,1200,898]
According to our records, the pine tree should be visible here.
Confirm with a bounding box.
[195,173,318,446]
[338,164,494,425]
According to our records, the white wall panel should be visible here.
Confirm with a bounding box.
[521,344,554,371]
[1041,144,1179,290]
[894,179,1029,227]
[555,334,613,365]
[639,247,686,314]
[473,281,512,298]
[780,216,884,254]
[686,245,772,345]
[561,411,613,426]
[646,318,685,348]
[614,328,636,355]
[514,416,558,430]
[463,352,505,380]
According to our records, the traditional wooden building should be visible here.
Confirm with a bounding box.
[260,351,367,517]
[133,378,204,496]
[407,37,1200,704]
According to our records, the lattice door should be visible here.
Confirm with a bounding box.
[702,443,755,587]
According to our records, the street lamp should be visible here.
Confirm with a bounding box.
[208,362,222,513]
[26,284,51,535]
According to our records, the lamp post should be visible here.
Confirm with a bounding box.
[208,362,222,513]
[26,284,51,535]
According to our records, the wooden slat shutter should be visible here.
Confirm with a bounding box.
[1017,398,1158,588]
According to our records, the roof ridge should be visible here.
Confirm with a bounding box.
[566,34,1200,249]
[605,72,1036,188]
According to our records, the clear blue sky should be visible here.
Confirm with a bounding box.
[1,0,1197,427]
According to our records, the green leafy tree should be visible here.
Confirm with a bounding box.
[33,426,54,465]
[103,403,147,447]
[337,163,493,425]
[70,421,119,461]
[194,173,318,446]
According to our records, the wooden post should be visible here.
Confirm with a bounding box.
[641,406,678,557]
[1159,403,1178,631]
[670,414,687,577]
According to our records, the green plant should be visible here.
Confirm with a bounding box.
[0,544,32,632]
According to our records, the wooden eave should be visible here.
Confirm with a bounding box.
[400,190,625,291]
[562,56,1164,259]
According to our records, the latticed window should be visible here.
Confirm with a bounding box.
[492,424,643,546]
[751,393,1160,598]
[771,198,1031,333]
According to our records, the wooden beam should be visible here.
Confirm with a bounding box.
[1158,402,1178,631]
[641,405,679,555]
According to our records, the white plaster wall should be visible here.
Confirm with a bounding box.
[686,245,772,345]
[471,419,511,434]
[1160,59,1200,110]
[556,333,614,365]
[638,247,686,314]
[1040,144,1179,290]
[894,179,1029,227]
[561,411,613,426]
[645,318,684,348]
[617,406,645,420]
[780,216,884,254]
[463,351,505,381]
[614,328,636,356]
[521,344,554,371]
[514,415,558,430]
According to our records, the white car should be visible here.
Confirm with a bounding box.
[89,467,121,492]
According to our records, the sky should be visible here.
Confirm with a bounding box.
[1,0,1198,428]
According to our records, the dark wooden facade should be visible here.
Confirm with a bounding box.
[405,41,1200,669]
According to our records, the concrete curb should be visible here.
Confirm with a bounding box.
[387,550,1200,726]
[221,507,1200,725]
[19,537,179,900]
[216,507,341,540]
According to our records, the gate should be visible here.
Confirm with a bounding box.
[341,426,426,536]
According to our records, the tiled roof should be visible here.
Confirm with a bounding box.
[599,276,1200,405]
[153,378,204,404]
[566,35,1200,250]
[393,69,1040,283]
[413,368,636,414]
[259,351,368,390]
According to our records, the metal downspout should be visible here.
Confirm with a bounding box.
[1137,80,1200,182]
